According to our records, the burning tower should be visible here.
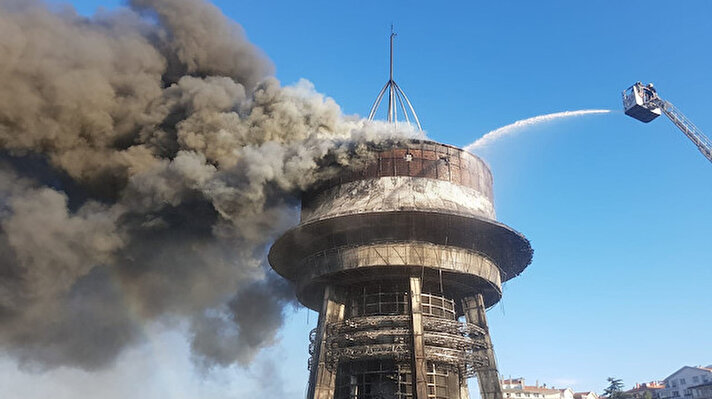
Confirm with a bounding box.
[268,32,532,399]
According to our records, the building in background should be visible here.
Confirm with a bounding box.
[690,382,712,399]
[660,366,712,399]
[502,378,527,391]
[626,381,665,399]
[501,377,596,399]
[575,391,601,399]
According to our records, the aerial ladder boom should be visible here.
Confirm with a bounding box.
[622,82,712,163]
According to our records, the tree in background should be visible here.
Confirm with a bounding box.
[603,377,629,399]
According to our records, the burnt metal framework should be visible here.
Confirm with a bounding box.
[269,140,533,399]
[335,360,413,399]
[306,279,487,399]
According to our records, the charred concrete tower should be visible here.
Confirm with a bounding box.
[269,30,531,399]
[269,140,532,399]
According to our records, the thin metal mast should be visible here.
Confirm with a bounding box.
[388,27,395,123]
[368,26,422,130]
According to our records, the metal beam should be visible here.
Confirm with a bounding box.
[462,294,503,399]
[409,276,430,399]
[308,286,344,399]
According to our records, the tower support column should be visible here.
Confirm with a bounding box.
[308,286,344,399]
[460,377,472,399]
[462,294,503,399]
[409,276,430,399]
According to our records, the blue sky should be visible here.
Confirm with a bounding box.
[5,0,712,398]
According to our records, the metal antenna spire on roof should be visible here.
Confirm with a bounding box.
[388,25,395,123]
[367,26,422,130]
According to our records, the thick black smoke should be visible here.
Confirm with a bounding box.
[0,0,422,370]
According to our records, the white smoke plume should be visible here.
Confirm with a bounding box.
[464,109,611,151]
[0,0,423,371]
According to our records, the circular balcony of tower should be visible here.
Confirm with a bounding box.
[268,139,532,310]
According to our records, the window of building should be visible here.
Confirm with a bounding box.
[703,375,710,382]
[680,379,686,385]
[349,284,409,317]
[693,377,699,383]
[673,380,678,388]
[420,293,456,320]
[426,362,453,399]
[335,360,413,399]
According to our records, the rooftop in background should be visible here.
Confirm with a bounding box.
[663,366,712,382]
[629,382,665,391]
[574,392,600,399]
[501,377,599,399]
